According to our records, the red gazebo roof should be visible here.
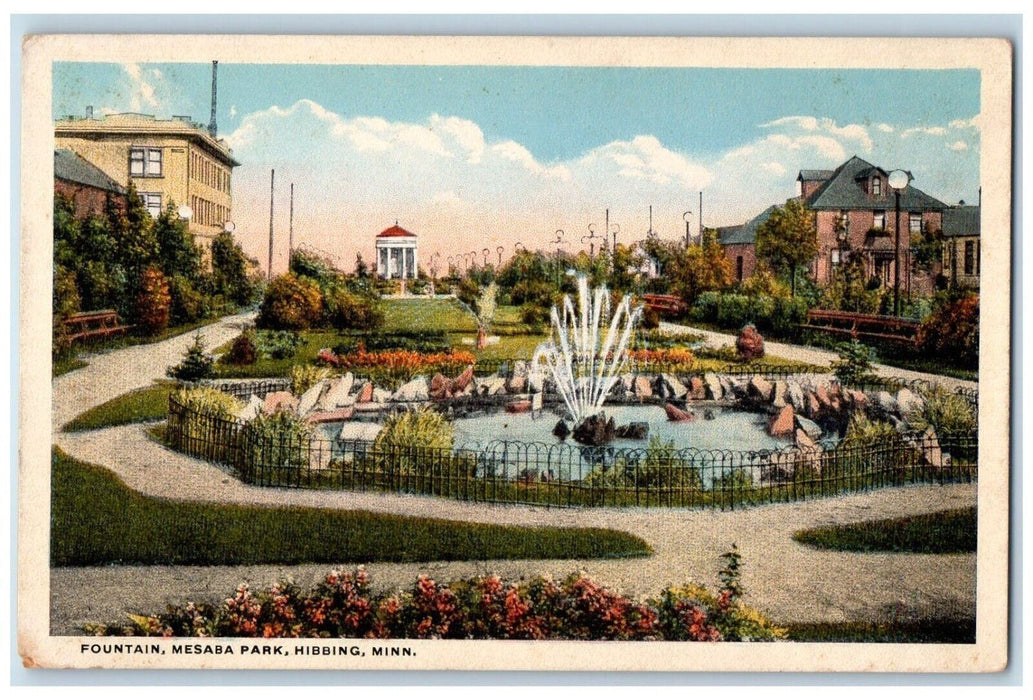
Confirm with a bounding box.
[377,224,416,238]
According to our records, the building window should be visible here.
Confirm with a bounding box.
[736,256,744,281]
[909,212,923,233]
[138,192,163,219]
[964,240,976,276]
[872,177,881,196]
[130,147,162,177]
[873,211,886,230]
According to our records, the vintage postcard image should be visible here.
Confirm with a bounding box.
[19,35,1011,672]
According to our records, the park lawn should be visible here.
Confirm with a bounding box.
[793,507,976,554]
[381,297,478,333]
[213,330,342,378]
[53,356,88,377]
[63,382,177,432]
[50,448,651,567]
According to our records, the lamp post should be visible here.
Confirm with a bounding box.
[497,246,505,267]
[582,223,600,257]
[551,229,565,285]
[482,248,491,268]
[888,170,912,316]
[683,210,694,247]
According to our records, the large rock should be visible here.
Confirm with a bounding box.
[552,420,571,440]
[297,380,329,416]
[237,394,264,422]
[749,375,774,403]
[688,376,707,400]
[505,399,532,414]
[615,422,649,440]
[477,376,507,396]
[664,403,696,422]
[355,382,374,404]
[703,373,723,400]
[872,390,898,417]
[572,413,616,445]
[305,407,355,424]
[919,426,949,468]
[263,391,298,415]
[507,374,527,393]
[794,414,823,440]
[452,366,475,392]
[391,376,430,403]
[338,421,383,442]
[633,376,653,399]
[372,388,392,403]
[896,388,925,416]
[772,381,788,408]
[786,381,806,413]
[429,373,452,400]
[767,405,795,438]
[318,373,355,410]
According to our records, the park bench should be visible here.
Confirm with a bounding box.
[642,294,687,315]
[799,309,919,345]
[61,309,132,343]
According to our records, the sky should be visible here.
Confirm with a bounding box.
[53,62,981,274]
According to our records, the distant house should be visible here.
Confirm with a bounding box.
[375,223,419,280]
[718,155,950,294]
[54,148,126,219]
[942,204,980,289]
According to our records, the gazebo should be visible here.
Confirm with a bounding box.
[375,223,418,280]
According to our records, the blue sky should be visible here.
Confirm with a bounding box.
[53,62,981,272]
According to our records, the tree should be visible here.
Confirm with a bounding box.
[666,231,735,303]
[354,253,370,279]
[755,199,817,296]
[154,201,201,280]
[109,184,159,277]
[211,230,256,305]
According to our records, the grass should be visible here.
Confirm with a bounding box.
[382,297,478,333]
[785,618,975,643]
[50,448,652,567]
[63,383,177,432]
[793,507,976,554]
[52,356,88,377]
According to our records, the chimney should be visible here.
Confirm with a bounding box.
[208,60,218,137]
[86,105,93,119]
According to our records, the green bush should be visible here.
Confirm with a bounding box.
[226,331,259,365]
[832,340,878,385]
[916,292,979,368]
[257,273,324,330]
[240,411,312,477]
[323,286,384,331]
[167,274,206,325]
[371,407,454,476]
[627,436,701,490]
[257,330,302,360]
[907,384,977,436]
[166,334,215,381]
[289,364,331,396]
[171,386,242,448]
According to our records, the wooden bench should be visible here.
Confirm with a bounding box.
[799,309,919,345]
[642,294,687,315]
[62,309,132,343]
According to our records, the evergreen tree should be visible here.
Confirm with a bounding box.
[154,201,201,280]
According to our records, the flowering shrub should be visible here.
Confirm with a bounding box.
[736,324,765,361]
[86,557,786,641]
[225,331,258,365]
[916,293,979,368]
[134,266,172,335]
[627,348,696,371]
[322,348,477,386]
[289,364,331,396]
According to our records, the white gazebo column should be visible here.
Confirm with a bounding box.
[401,246,408,280]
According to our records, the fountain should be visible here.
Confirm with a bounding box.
[530,274,642,444]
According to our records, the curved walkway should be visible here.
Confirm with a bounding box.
[50,314,977,634]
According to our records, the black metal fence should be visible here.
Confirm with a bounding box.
[167,393,977,510]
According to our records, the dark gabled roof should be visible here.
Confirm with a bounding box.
[942,206,980,238]
[717,204,779,246]
[797,169,834,182]
[54,149,125,194]
[804,155,947,212]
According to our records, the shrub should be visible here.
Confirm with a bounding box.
[257,273,323,330]
[166,334,215,381]
[372,407,454,476]
[257,330,302,360]
[736,324,765,361]
[520,302,551,327]
[627,348,697,372]
[626,436,701,490]
[832,340,878,386]
[53,265,81,319]
[240,411,312,477]
[640,306,661,330]
[134,266,172,335]
[770,296,809,336]
[916,293,979,368]
[167,274,206,325]
[226,331,259,365]
[289,364,332,396]
[907,384,977,436]
[93,562,785,641]
[323,286,384,331]
[170,386,242,450]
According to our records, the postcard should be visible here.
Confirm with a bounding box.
[18,34,1011,672]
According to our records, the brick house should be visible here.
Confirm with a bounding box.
[719,155,949,294]
[54,148,126,219]
[942,204,980,289]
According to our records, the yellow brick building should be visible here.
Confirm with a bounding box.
[54,112,240,244]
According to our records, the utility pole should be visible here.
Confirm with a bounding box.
[268,169,275,280]
[208,61,218,137]
[289,183,295,259]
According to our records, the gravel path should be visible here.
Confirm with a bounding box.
[50,313,978,634]
[659,320,978,391]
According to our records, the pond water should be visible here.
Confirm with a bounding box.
[450,404,789,453]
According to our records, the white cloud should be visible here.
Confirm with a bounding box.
[901,125,947,138]
[876,123,895,133]
[229,105,237,118]
[121,62,159,111]
[947,140,969,151]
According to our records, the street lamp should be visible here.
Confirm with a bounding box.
[496,246,505,267]
[683,210,694,247]
[582,223,601,257]
[888,169,912,316]
[551,229,565,285]
[610,222,620,251]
